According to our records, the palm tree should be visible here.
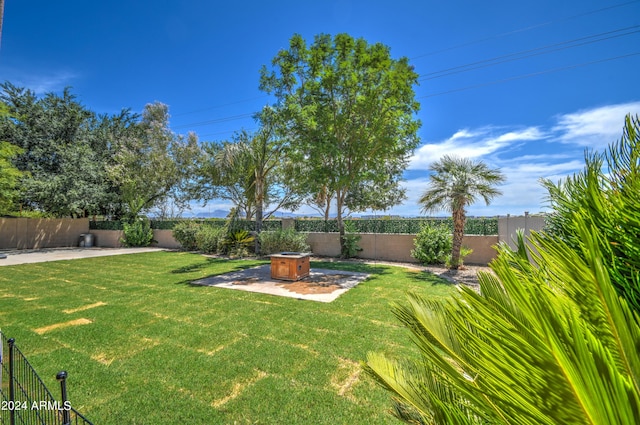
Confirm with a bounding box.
[212,107,300,254]
[418,156,505,269]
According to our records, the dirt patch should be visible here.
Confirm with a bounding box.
[63,301,107,314]
[211,370,268,408]
[277,274,353,295]
[34,318,92,335]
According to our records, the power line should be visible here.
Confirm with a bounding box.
[410,0,640,60]
[170,9,640,133]
[172,112,255,129]
[172,95,269,117]
[418,52,640,99]
[172,51,640,133]
[419,25,640,81]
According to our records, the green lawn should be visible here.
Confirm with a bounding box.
[0,251,457,424]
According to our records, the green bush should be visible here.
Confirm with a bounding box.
[121,218,154,247]
[172,221,201,251]
[411,224,452,265]
[342,234,362,258]
[222,230,255,258]
[342,220,362,258]
[446,246,473,268]
[258,229,310,255]
[195,225,225,254]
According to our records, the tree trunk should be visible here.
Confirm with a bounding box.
[336,189,346,258]
[254,174,263,255]
[450,207,466,269]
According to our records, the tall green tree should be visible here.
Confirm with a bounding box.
[106,102,199,220]
[0,140,24,215]
[418,156,504,269]
[0,102,24,215]
[0,82,112,217]
[543,114,640,313]
[260,33,421,257]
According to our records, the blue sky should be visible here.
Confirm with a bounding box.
[1,0,639,217]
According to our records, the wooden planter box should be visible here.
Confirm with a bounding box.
[270,252,310,281]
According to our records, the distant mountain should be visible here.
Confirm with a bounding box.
[194,210,230,218]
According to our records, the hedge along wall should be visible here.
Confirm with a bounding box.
[89,219,283,232]
[89,217,498,235]
[295,217,498,235]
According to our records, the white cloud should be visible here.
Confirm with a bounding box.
[409,126,545,170]
[0,67,80,94]
[552,101,640,149]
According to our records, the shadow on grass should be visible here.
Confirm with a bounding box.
[405,270,456,286]
[171,257,268,286]
[171,257,228,274]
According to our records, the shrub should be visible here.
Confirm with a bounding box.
[411,224,452,265]
[446,246,473,268]
[121,218,154,247]
[258,229,310,255]
[341,220,362,258]
[222,230,255,258]
[342,234,362,258]
[172,221,201,251]
[195,225,225,254]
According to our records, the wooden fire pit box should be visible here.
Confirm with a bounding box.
[270,252,311,281]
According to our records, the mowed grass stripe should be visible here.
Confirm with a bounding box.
[0,251,457,424]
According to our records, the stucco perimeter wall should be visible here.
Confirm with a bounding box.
[305,232,499,265]
[0,218,89,250]
[91,229,125,248]
[92,229,180,249]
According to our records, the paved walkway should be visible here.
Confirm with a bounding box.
[0,247,166,266]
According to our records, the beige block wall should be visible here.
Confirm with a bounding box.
[0,218,89,249]
[152,230,181,249]
[0,220,498,265]
[92,229,125,248]
[460,235,498,265]
[305,232,341,257]
[0,218,22,249]
[305,232,498,265]
[92,229,180,249]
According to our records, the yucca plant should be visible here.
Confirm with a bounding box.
[365,115,640,425]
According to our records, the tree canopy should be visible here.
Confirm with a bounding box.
[0,83,197,219]
[260,33,421,256]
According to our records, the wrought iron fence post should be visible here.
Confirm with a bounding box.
[7,338,15,425]
[57,371,71,425]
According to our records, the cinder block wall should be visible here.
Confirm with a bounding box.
[305,232,498,265]
[91,229,124,248]
[91,229,180,249]
[0,218,89,249]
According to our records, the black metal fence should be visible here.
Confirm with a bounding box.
[0,332,93,425]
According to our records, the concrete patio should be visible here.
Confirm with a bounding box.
[191,264,370,302]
